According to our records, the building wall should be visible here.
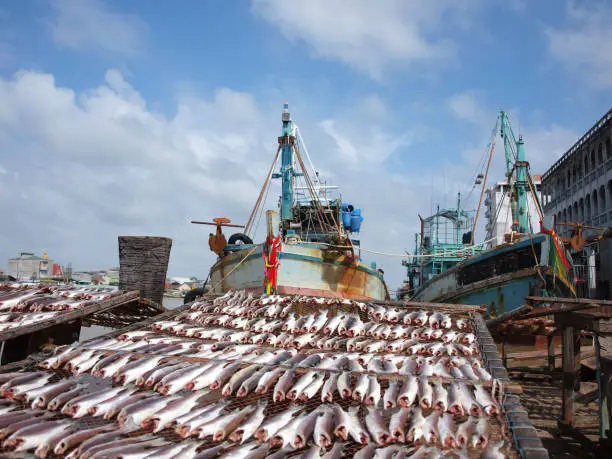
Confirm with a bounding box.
[484,180,542,248]
[542,109,612,299]
[7,255,53,280]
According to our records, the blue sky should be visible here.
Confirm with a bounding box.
[0,0,611,291]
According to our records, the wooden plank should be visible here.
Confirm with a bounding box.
[506,347,594,362]
[527,296,612,306]
[0,291,139,342]
[486,304,533,327]
[561,325,576,427]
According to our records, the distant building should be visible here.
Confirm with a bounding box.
[484,176,543,248]
[541,108,612,298]
[7,251,53,281]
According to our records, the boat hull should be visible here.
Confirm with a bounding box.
[209,244,389,301]
[411,234,575,317]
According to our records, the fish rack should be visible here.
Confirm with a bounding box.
[0,292,546,458]
[0,286,166,343]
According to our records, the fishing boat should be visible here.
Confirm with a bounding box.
[193,103,389,301]
[399,111,576,317]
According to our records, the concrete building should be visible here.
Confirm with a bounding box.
[484,176,543,248]
[541,108,612,298]
[7,251,53,281]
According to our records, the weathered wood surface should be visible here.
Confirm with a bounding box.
[118,236,172,306]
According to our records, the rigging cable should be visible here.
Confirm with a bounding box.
[244,145,281,236]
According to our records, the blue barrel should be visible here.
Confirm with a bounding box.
[350,208,363,233]
[342,211,352,229]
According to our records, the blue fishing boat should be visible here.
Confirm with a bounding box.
[399,111,576,317]
[194,103,389,301]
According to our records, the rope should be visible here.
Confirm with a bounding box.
[209,246,259,292]
[297,239,497,258]
[245,146,281,237]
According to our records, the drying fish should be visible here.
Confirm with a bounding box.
[1,372,52,399]
[456,417,476,448]
[474,384,500,415]
[62,386,125,418]
[418,377,433,409]
[287,371,319,400]
[438,412,457,448]
[143,392,205,432]
[114,356,165,386]
[322,441,347,459]
[299,371,326,400]
[222,364,260,396]
[255,404,303,442]
[408,407,427,444]
[472,417,489,449]
[220,441,270,459]
[422,411,440,444]
[101,392,151,420]
[291,410,321,449]
[4,419,74,455]
[365,406,391,445]
[175,402,230,438]
[314,406,335,448]
[383,380,399,409]
[389,406,411,443]
[352,374,369,402]
[27,380,78,409]
[197,404,256,441]
[255,367,284,395]
[482,440,506,459]
[229,401,267,444]
[53,425,115,456]
[398,376,419,408]
[47,385,86,411]
[82,437,169,458]
[321,372,338,402]
[299,444,323,459]
[117,396,176,428]
[0,413,54,440]
[448,383,465,416]
[354,444,378,459]
[273,369,296,402]
[365,375,381,406]
[424,381,444,411]
[269,412,306,447]
[458,383,483,416]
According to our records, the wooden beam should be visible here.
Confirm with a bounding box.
[527,296,612,306]
[486,304,533,327]
[561,325,577,428]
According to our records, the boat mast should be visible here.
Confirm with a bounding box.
[273,102,299,229]
[499,111,529,234]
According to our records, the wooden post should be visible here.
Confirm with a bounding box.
[548,333,556,371]
[561,325,576,428]
[118,236,172,307]
[594,334,609,440]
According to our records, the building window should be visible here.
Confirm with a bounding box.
[579,198,584,221]
[574,202,578,222]
[591,150,596,171]
[593,190,599,217]
[600,185,606,214]
[584,155,589,174]
[598,143,604,165]
[586,195,591,220]
[606,137,610,161]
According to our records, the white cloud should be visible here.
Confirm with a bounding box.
[48,0,147,55]
[251,0,480,79]
[545,1,612,89]
[0,69,274,280]
[447,90,489,125]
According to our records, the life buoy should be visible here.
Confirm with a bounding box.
[228,233,254,245]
